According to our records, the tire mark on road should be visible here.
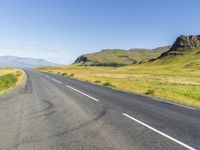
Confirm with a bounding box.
[53,106,107,137]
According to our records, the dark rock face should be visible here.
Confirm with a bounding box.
[158,35,200,58]
[171,35,200,50]
[74,56,88,63]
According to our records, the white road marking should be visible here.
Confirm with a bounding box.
[36,72,197,110]
[115,88,197,110]
[44,75,50,78]
[122,113,196,150]
[154,98,197,110]
[66,85,99,102]
[51,78,63,84]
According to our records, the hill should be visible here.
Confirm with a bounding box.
[74,46,170,66]
[150,35,200,70]
[156,35,200,59]
[0,56,62,68]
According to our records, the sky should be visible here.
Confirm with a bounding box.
[0,0,199,64]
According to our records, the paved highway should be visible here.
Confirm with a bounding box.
[0,70,199,150]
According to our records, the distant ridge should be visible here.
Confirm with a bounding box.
[74,46,171,66]
[0,56,62,68]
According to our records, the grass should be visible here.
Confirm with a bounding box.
[0,68,25,94]
[36,47,200,107]
[0,74,17,92]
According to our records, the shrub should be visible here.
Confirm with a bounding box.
[57,72,61,75]
[145,89,155,95]
[94,80,101,83]
[61,73,68,76]
[15,71,21,77]
[102,82,115,87]
[68,73,74,77]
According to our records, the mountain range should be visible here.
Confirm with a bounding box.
[74,35,200,67]
[74,46,171,66]
[0,56,61,68]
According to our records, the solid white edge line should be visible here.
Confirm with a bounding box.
[66,85,99,102]
[115,88,197,110]
[154,98,197,110]
[122,113,196,150]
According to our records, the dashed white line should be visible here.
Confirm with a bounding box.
[122,113,196,150]
[51,78,63,84]
[36,71,197,150]
[66,85,99,102]
[44,75,50,78]
[39,73,50,79]
[37,72,196,111]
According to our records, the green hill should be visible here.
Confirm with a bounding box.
[150,35,200,70]
[74,46,170,66]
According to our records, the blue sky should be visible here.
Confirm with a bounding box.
[0,0,199,64]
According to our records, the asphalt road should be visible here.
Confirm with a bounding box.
[0,70,199,150]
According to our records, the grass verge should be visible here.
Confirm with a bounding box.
[0,68,25,94]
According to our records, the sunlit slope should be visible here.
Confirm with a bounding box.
[137,47,200,73]
[74,46,170,66]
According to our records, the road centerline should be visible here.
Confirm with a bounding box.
[122,113,196,150]
[66,85,99,102]
[50,78,63,84]
[44,75,50,78]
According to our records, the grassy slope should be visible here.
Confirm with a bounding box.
[36,47,200,107]
[76,47,169,66]
[0,68,25,94]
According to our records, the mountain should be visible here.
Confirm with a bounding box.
[0,56,62,68]
[74,46,171,66]
[156,35,200,59]
[151,35,200,69]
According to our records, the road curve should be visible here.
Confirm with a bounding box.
[0,70,199,150]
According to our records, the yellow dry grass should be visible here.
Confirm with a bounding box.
[36,64,200,107]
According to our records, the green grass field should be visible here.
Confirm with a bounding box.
[36,47,200,107]
[0,68,25,94]
[0,74,18,93]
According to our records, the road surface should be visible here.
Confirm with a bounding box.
[0,70,199,150]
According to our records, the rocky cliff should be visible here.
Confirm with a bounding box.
[157,35,200,58]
